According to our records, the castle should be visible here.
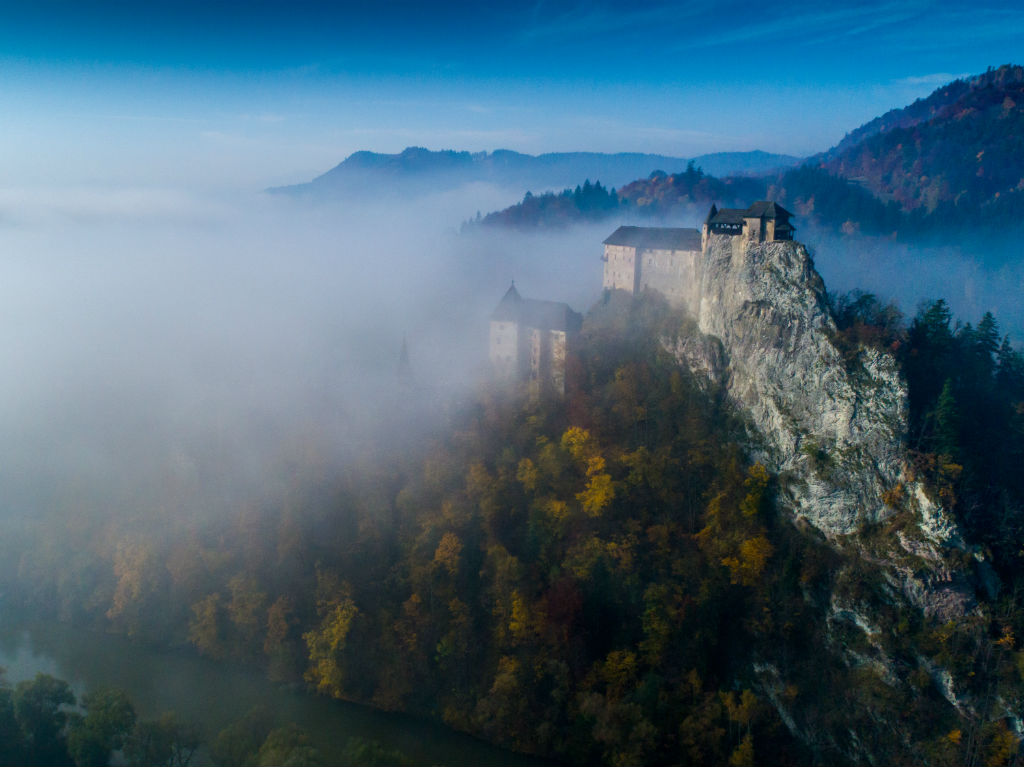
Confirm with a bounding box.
[603,201,795,309]
[489,282,582,395]
[490,201,794,392]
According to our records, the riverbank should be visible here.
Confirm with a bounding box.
[0,613,545,766]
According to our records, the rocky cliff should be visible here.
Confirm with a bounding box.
[679,234,942,539]
[682,236,977,608]
[662,234,1010,758]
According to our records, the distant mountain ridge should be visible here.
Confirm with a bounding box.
[268,147,802,197]
[472,64,1024,238]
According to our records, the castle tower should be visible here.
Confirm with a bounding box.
[490,282,523,381]
[489,283,581,395]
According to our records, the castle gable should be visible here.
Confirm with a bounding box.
[491,283,581,332]
[745,200,793,220]
[491,282,523,321]
[707,208,747,226]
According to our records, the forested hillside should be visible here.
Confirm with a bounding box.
[820,64,1024,224]
[4,292,1024,765]
[470,65,1024,241]
[469,163,901,237]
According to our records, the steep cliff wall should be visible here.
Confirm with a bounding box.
[667,234,1001,759]
[666,234,976,617]
[693,234,909,536]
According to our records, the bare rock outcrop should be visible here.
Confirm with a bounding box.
[687,235,932,537]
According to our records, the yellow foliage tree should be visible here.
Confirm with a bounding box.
[728,733,755,767]
[516,458,538,491]
[739,463,769,518]
[433,532,463,577]
[509,591,530,642]
[560,426,592,460]
[107,536,158,626]
[227,574,267,644]
[600,649,638,700]
[578,469,615,516]
[721,536,775,587]
[264,595,295,656]
[303,596,359,697]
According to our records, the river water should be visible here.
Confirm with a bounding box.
[0,614,544,766]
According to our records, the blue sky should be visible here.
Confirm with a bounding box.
[1,0,1022,188]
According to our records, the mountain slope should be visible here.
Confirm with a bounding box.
[817,64,1024,217]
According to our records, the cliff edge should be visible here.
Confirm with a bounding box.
[670,234,975,617]
[693,234,912,536]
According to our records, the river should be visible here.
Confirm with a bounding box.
[0,614,545,766]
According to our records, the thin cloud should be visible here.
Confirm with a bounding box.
[670,2,925,52]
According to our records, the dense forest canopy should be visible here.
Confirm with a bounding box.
[4,289,1024,765]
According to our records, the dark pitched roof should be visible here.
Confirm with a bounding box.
[491,282,522,321]
[745,200,793,220]
[603,225,701,251]
[708,201,794,225]
[492,284,582,332]
[521,299,583,332]
[708,207,747,225]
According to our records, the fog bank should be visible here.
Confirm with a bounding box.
[0,183,603,526]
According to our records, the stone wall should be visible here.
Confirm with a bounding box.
[489,320,520,380]
[602,244,637,292]
[638,247,702,315]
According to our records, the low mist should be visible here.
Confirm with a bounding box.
[2,183,1016,532]
[808,230,1024,341]
[0,183,604,528]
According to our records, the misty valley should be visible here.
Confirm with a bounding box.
[3,64,1024,767]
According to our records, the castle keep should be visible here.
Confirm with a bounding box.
[603,201,795,310]
[489,201,794,393]
[489,283,582,394]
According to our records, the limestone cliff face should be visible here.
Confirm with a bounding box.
[689,234,909,536]
[658,234,1002,758]
[673,235,978,615]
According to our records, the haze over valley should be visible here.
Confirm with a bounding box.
[3,2,1024,766]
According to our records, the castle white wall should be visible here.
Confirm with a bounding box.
[491,320,572,395]
[603,244,637,292]
[548,330,568,395]
[489,320,520,379]
[638,247,702,315]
